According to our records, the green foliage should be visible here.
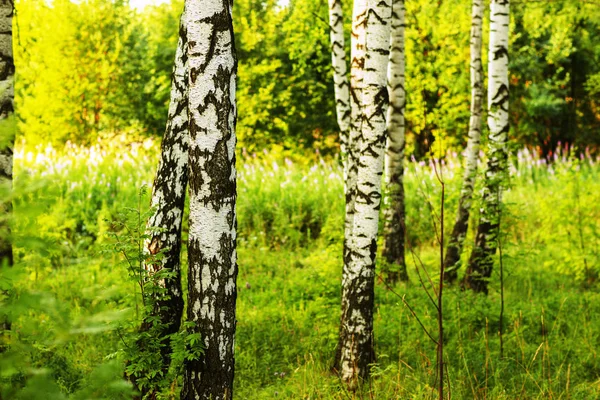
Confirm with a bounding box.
[2,141,600,398]
[16,0,154,144]
[13,0,600,154]
[510,0,600,155]
[102,187,202,399]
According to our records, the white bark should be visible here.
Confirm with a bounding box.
[344,0,367,243]
[328,0,351,159]
[466,0,510,294]
[182,0,238,398]
[144,12,188,345]
[444,0,484,280]
[337,0,391,386]
[382,0,407,281]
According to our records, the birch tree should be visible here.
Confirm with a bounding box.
[465,0,510,294]
[443,0,484,283]
[328,0,351,162]
[333,0,365,377]
[382,0,407,283]
[0,0,14,341]
[181,0,238,398]
[336,0,391,386]
[143,10,188,371]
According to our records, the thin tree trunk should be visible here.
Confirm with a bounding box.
[336,0,391,387]
[328,0,351,161]
[181,0,238,399]
[343,0,367,249]
[382,0,408,283]
[333,0,366,375]
[142,10,188,375]
[465,0,510,294]
[0,0,15,346]
[444,0,484,283]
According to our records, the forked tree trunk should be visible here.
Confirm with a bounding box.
[382,0,408,283]
[0,0,15,343]
[444,0,484,283]
[336,0,391,387]
[465,0,510,294]
[143,11,188,375]
[181,0,238,399]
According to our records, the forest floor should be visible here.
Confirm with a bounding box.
[2,139,600,399]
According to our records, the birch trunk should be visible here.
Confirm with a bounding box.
[143,12,188,372]
[382,0,407,283]
[333,0,366,375]
[336,0,391,387]
[343,0,367,248]
[0,0,15,342]
[443,0,484,283]
[328,0,351,161]
[181,0,238,398]
[465,0,509,294]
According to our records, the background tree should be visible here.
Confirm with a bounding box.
[0,0,14,341]
[443,0,484,283]
[382,0,408,283]
[465,0,510,294]
[336,0,391,386]
[181,0,238,398]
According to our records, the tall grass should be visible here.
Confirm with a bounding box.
[2,139,600,399]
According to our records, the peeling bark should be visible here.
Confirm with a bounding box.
[142,11,188,375]
[336,0,391,387]
[0,0,14,342]
[181,0,237,399]
[444,0,484,283]
[382,0,408,283]
[465,0,510,294]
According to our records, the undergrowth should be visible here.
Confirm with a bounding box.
[1,140,599,399]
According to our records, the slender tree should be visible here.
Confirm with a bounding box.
[181,0,238,398]
[336,0,391,387]
[382,0,408,283]
[0,0,14,341]
[443,0,484,283]
[343,0,367,248]
[465,0,510,294]
[0,0,13,268]
[328,0,351,163]
[333,0,365,375]
[143,9,188,372]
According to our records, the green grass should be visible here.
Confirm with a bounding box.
[2,139,600,399]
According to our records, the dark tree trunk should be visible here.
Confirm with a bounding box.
[0,0,15,348]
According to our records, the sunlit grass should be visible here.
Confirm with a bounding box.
[3,139,600,398]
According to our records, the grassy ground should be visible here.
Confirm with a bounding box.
[2,139,600,399]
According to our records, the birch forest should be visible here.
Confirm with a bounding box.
[2,0,600,398]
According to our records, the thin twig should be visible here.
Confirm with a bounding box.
[377,272,439,346]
